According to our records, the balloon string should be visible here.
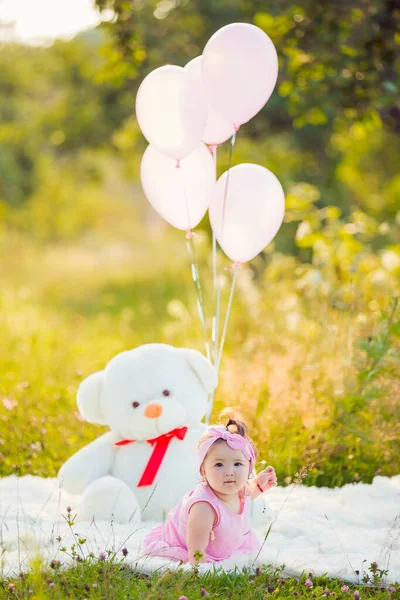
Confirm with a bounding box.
[186,233,211,363]
[206,144,219,426]
[206,275,221,425]
[217,263,239,372]
[211,144,218,367]
[180,169,211,362]
[221,131,237,243]
[212,233,219,366]
[215,132,237,372]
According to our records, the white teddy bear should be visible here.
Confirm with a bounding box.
[58,343,217,524]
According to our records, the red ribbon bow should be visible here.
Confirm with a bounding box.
[114,426,188,487]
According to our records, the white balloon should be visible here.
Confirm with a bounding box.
[141,143,215,231]
[209,163,285,263]
[202,23,278,126]
[136,65,207,160]
[184,56,235,146]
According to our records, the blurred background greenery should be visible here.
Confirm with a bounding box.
[0,0,399,488]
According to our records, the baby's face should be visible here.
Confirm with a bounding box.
[201,440,250,498]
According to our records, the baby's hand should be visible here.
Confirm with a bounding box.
[256,466,277,492]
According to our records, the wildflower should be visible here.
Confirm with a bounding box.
[305,579,313,588]
[370,562,378,572]
[66,506,72,513]
[99,552,106,561]
[8,583,15,591]
[2,398,17,411]
[92,583,98,588]
[323,589,330,596]
[354,591,360,599]
[341,585,349,592]
[122,547,128,557]
[179,597,188,600]
[49,582,55,588]
[56,536,62,542]
[389,587,396,594]
[355,570,359,576]
[201,588,209,597]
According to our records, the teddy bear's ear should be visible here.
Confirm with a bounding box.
[181,349,218,393]
[77,371,107,425]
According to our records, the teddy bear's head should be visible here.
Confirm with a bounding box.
[76,344,218,440]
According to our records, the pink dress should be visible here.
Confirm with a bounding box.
[143,482,261,562]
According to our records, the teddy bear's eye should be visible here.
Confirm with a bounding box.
[162,390,170,397]
[132,401,140,408]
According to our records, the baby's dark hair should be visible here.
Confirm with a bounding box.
[221,408,248,437]
[198,407,258,462]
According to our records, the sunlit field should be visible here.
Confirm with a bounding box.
[1,187,399,488]
[1,190,399,597]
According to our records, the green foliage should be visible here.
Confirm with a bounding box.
[1,5,400,252]
[305,297,400,487]
[94,0,400,131]
[0,36,132,212]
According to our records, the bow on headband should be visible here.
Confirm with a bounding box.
[197,425,255,472]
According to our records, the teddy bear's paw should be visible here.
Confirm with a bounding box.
[77,476,141,525]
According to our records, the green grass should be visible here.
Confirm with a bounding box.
[1,556,397,599]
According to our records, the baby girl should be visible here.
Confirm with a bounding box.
[144,412,277,563]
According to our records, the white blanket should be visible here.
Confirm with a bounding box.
[0,474,399,583]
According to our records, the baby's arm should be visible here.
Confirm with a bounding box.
[247,466,277,500]
[187,502,216,564]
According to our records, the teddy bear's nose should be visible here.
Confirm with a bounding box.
[144,403,163,419]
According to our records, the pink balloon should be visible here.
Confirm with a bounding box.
[209,164,285,263]
[184,56,235,146]
[141,143,215,231]
[202,23,278,126]
[136,65,207,160]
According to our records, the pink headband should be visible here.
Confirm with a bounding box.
[197,426,255,473]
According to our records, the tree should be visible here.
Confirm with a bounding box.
[93,0,400,132]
